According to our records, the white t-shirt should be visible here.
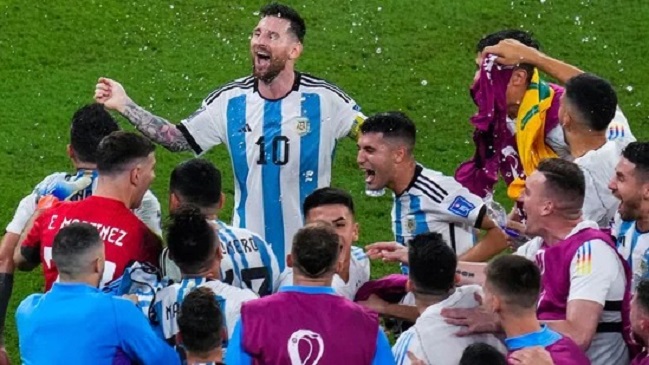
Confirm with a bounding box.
[614,214,649,291]
[576,141,626,229]
[151,277,257,343]
[6,171,162,235]
[516,220,629,365]
[392,285,506,365]
[392,164,485,258]
[275,246,370,300]
[177,73,365,272]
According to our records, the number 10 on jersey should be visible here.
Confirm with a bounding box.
[256,136,290,165]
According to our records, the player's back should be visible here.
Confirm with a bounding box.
[16,284,160,365]
[22,195,162,290]
[152,277,258,344]
[216,221,281,297]
[179,74,364,270]
[392,165,485,257]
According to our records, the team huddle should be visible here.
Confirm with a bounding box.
[2,2,649,365]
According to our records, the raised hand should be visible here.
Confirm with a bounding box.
[364,241,408,264]
[482,39,540,67]
[94,77,132,113]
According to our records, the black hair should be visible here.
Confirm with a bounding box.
[359,111,416,153]
[459,343,508,365]
[170,158,222,208]
[303,187,355,217]
[52,223,102,277]
[96,131,155,175]
[70,103,120,163]
[476,29,540,52]
[537,158,585,209]
[291,223,340,278]
[408,232,456,294]
[178,287,224,354]
[260,3,306,42]
[565,73,618,131]
[166,205,218,274]
[622,142,649,180]
[485,255,540,310]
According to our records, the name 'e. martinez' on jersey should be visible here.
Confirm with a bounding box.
[176,73,365,271]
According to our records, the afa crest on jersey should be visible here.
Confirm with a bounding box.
[296,117,310,136]
[406,217,416,233]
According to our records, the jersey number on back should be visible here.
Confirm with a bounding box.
[223,267,271,296]
[255,136,290,165]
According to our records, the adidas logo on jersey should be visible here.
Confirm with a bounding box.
[239,123,252,133]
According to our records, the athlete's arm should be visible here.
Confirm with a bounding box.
[13,210,44,272]
[224,320,253,365]
[482,39,584,84]
[543,299,603,350]
[0,233,18,345]
[459,213,509,262]
[358,294,419,322]
[94,77,190,152]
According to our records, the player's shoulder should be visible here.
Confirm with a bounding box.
[351,246,369,262]
[299,72,357,104]
[33,172,70,193]
[217,221,258,239]
[409,165,462,202]
[203,75,255,106]
[201,279,258,301]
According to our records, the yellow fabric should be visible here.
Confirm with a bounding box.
[507,69,558,199]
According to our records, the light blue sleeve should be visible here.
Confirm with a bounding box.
[225,319,253,365]
[372,330,396,365]
[116,299,180,365]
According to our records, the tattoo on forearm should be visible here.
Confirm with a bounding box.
[122,102,190,152]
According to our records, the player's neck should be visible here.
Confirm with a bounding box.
[391,160,417,195]
[637,212,649,232]
[94,177,133,208]
[257,69,295,100]
[186,348,223,365]
[292,273,334,287]
[541,219,582,246]
[74,162,97,171]
[414,290,453,314]
[500,311,542,339]
[567,129,607,158]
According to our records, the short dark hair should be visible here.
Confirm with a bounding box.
[360,111,416,153]
[170,159,222,208]
[178,287,223,354]
[565,73,618,131]
[622,142,649,181]
[70,104,120,163]
[52,223,103,277]
[291,223,340,278]
[476,29,540,53]
[459,343,507,365]
[260,3,306,42]
[476,30,540,85]
[537,158,585,209]
[636,279,649,314]
[166,205,218,274]
[96,131,155,175]
[303,187,355,217]
[485,255,540,310]
[408,233,456,294]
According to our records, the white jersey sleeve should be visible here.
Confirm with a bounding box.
[134,190,162,236]
[201,280,258,340]
[5,193,37,234]
[392,330,420,365]
[431,175,486,227]
[177,96,227,155]
[568,239,626,305]
[515,237,543,260]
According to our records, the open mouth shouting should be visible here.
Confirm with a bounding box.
[254,50,272,69]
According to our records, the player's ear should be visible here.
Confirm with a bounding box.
[454,273,461,285]
[510,68,528,87]
[352,222,359,242]
[286,254,293,268]
[405,279,415,293]
[129,165,140,186]
[218,193,226,210]
[66,144,75,161]
[289,41,303,61]
[169,192,180,212]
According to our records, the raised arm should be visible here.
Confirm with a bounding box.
[94,77,190,152]
[483,39,584,84]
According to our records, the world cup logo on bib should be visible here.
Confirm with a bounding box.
[287,329,324,365]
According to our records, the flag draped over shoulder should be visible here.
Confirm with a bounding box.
[507,68,558,199]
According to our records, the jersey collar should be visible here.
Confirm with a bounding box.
[253,71,301,101]
[504,324,562,351]
[279,285,336,295]
[395,164,423,198]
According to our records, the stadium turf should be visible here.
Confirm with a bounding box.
[1,0,647,361]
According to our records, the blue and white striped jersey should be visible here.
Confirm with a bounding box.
[614,214,649,291]
[160,220,281,297]
[151,277,257,345]
[177,73,365,270]
[392,165,486,258]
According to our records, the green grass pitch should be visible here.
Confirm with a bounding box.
[1,0,648,361]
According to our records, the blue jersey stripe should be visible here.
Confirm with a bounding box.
[394,198,403,244]
[409,195,428,235]
[227,95,249,228]
[222,225,250,270]
[218,230,242,283]
[299,93,321,218]
[262,100,286,267]
[252,234,274,290]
